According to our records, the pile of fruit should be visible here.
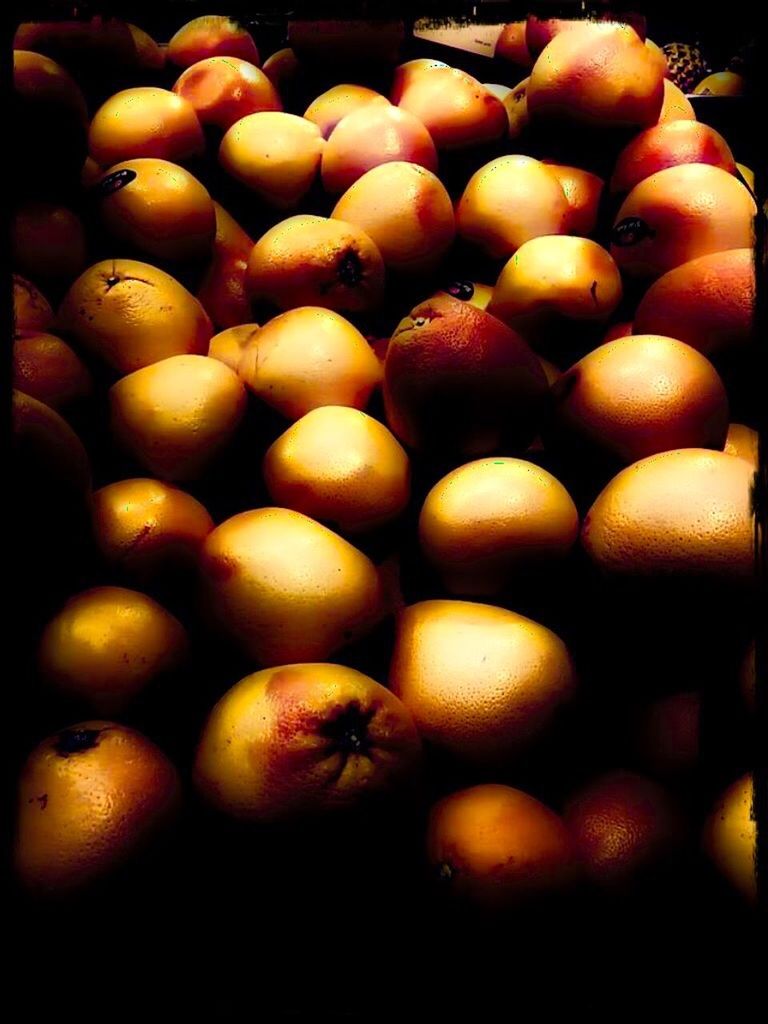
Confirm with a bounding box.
[11,9,759,922]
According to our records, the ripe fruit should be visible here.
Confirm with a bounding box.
[611,164,756,278]
[110,355,246,481]
[15,722,179,893]
[167,14,259,67]
[91,478,214,582]
[304,84,389,138]
[703,774,756,902]
[427,784,576,907]
[610,121,736,195]
[632,249,755,360]
[13,389,90,497]
[13,275,54,333]
[503,77,530,139]
[200,507,385,664]
[38,587,187,713]
[724,423,758,467]
[12,202,87,282]
[13,332,92,410]
[208,323,259,371]
[389,59,448,105]
[197,203,254,330]
[549,336,730,465]
[238,307,381,419]
[565,772,683,884]
[389,600,576,763]
[419,458,579,595]
[89,87,204,166]
[383,294,547,456]
[331,162,454,274]
[321,104,437,194]
[394,64,507,149]
[220,112,324,208]
[456,156,569,260]
[262,47,299,88]
[95,158,216,263]
[59,259,212,374]
[542,162,604,236]
[495,22,533,67]
[263,406,410,533]
[194,664,420,823]
[656,79,696,123]
[173,57,280,130]
[527,22,665,127]
[581,449,755,582]
[693,71,746,97]
[246,215,385,313]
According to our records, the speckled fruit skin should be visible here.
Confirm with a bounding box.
[200,507,386,665]
[703,774,756,902]
[194,663,421,822]
[427,784,577,908]
[173,56,280,130]
[15,722,179,893]
[610,121,736,195]
[13,332,93,410]
[389,600,576,764]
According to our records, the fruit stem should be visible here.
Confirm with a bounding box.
[55,728,102,756]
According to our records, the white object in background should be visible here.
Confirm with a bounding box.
[484,83,513,101]
[413,19,505,58]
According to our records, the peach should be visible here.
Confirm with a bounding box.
[167,15,259,68]
[657,79,696,122]
[110,355,247,480]
[610,164,756,278]
[542,162,604,236]
[321,104,437,195]
[13,275,54,333]
[331,162,454,274]
[456,155,569,259]
[208,323,259,372]
[495,22,533,67]
[304,84,390,139]
[238,307,381,419]
[262,47,299,88]
[246,215,385,314]
[173,57,281,131]
[13,389,91,498]
[527,22,664,127]
[383,294,547,456]
[14,332,93,410]
[610,121,736,194]
[194,664,420,822]
[395,65,507,150]
[503,77,530,140]
[89,87,205,166]
[632,249,755,359]
[199,508,386,664]
[12,202,87,283]
[220,112,324,208]
[389,59,448,105]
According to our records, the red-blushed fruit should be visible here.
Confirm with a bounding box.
[208,323,259,372]
[194,663,421,822]
[13,275,54,333]
[565,772,684,884]
[262,47,299,88]
[167,15,259,68]
[427,784,577,908]
[419,458,579,596]
[703,774,756,902]
[389,59,448,105]
[12,202,87,282]
[548,335,730,465]
[383,294,547,457]
[15,722,179,893]
[173,57,280,130]
[581,449,755,583]
[602,321,634,343]
[199,508,386,665]
[724,424,758,468]
[542,162,604,236]
[611,165,756,279]
[246,215,386,314]
[389,599,576,764]
[635,692,700,776]
[525,15,583,58]
[38,587,187,714]
[495,22,533,67]
[263,407,410,533]
[304,84,389,139]
[610,121,736,195]
[632,249,755,360]
[13,332,93,410]
[395,65,507,150]
[91,478,214,583]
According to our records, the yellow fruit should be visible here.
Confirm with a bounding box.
[703,774,756,902]
[208,323,259,371]
[89,87,204,165]
[13,332,92,410]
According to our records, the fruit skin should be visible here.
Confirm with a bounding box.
[304,84,389,139]
[656,79,696,123]
[89,87,205,166]
[197,203,254,331]
[331,162,455,274]
[13,332,93,410]
[495,22,533,67]
[610,164,756,279]
[173,57,281,130]
[200,507,386,665]
[565,772,683,884]
[703,774,756,902]
[110,355,247,481]
[38,586,188,714]
[389,600,576,764]
[208,323,259,372]
[15,722,179,893]
[13,275,54,333]
[167,15,259,68]
[503,77,530,140]
[542,162,604,236]
[13,389,90,497]
[247,215,386,314]
[194,663,421,823]
[548,335,730,465]
[95,158,217,263]
[238,307,381,420]
[693,71,746,97]
[456,155,569,260]
[262,47,299,88]
[12,202,87,283]
[91,478,214,582]
[724,424,758,468]
[427,784,576,908]
[383,295,547,457]
[581,449,755,583]
[59,259,212,375]
[263,406,410,533]
[419,457,579,596]
[610,121,736,195]
[632,249,754,360]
